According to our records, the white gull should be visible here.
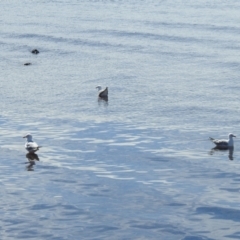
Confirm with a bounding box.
[96,86,108,98]
[23,133,42,153]
[209,133,236,149]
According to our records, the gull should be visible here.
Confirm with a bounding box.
[209,133,236,149]
[96,86,108,98]
[23,133,42,153]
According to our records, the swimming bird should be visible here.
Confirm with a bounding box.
[23,133,41,153]
[96,86,108,98]
[209,133,236,149]
[31,49,39,54]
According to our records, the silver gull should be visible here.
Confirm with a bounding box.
[209,133,236,149]
[23,133,42,153]
[96,86,108,98]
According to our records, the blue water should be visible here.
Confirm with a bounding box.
[1,1,240,239]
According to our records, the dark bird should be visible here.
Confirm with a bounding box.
[31,49,39,54]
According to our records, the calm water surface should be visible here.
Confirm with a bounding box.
[1,1,240,239]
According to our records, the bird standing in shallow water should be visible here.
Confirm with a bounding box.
[23,133,41,153]
[96,86,108,98]
[209,133,236,149]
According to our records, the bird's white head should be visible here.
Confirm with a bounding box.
[23,133,33,141]
[96,86,102,91]
[229,133,236,138]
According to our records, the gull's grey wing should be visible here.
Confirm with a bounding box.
[210,137,228,149]
[99,87,108,97]
[25,142,40,152]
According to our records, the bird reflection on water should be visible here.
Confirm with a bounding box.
[209,147,234,161]
[25,152,39,171]
[98,96,108,106]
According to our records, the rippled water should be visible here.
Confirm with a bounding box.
[1,1,240,239]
